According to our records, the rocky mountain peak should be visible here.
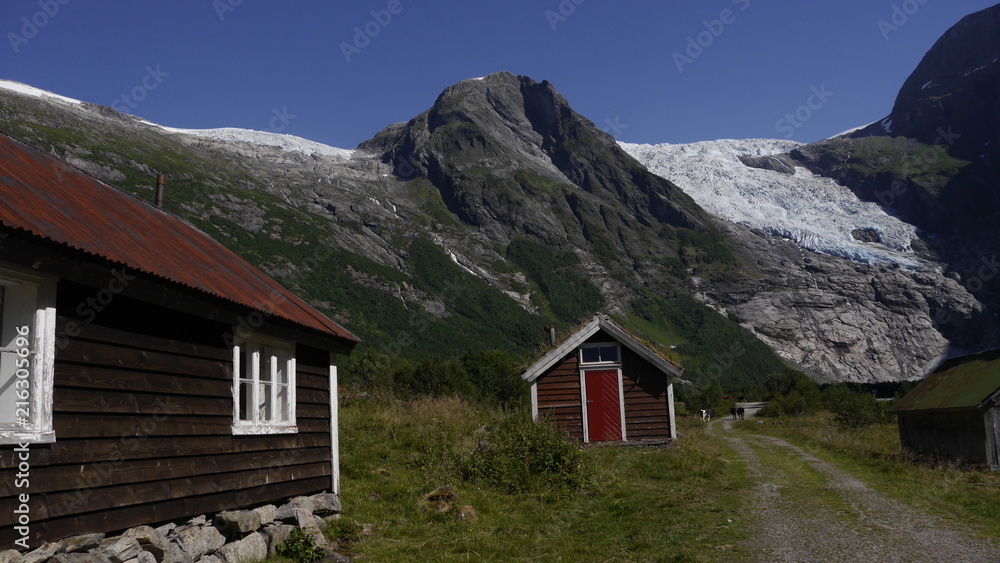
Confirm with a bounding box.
[855,4,1000,165]
[359,71,707,243]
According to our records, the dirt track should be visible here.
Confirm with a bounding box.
[711,419,999,562]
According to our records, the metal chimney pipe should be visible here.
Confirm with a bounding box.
[545,325,556,346]
[155,174,166,208]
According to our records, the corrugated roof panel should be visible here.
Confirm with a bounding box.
[0,131,357,343]
[891,348,1000,412]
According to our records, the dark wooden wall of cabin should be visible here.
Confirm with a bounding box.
[0,279,334,547]
[898,410,987,465]
[620,347,671,440]
[535,353,583,441]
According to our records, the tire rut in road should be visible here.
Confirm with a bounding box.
[710,419,998,562]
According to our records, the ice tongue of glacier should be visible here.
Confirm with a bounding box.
[620,139,928,269]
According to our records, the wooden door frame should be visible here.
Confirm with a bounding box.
[579,367,626,443]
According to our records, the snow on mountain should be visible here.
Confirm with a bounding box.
[154,125,354,159]
[0,79,82,106]
[0,78,353,159]
[620,139,928,269]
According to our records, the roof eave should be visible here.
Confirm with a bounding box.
[521,315,683,383]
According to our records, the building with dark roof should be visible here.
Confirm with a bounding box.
[0,131,357,547]
[891,349,1000,469]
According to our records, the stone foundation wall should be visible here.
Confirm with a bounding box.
[2,493,345,563]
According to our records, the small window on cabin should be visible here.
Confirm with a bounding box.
[580,343,620,365]
[0,266,56,444]
[232,335,296,435]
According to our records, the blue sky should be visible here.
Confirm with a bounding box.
[2,1,996,148]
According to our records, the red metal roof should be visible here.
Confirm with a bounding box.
[0,131,357,343]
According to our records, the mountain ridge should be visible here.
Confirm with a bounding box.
[2,6,998,385]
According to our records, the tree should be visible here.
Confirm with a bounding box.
[340,346,393,390]
[461,349,527,408]
[759,369,821,417]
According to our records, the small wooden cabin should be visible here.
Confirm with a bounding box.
[0,131,358,548]
[522,316,681,443]
[891,349,1000,469]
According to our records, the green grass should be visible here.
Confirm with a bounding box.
[338,395,755,561]
[732,414,1000,539]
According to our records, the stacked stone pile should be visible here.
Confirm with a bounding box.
[2,492,347,563]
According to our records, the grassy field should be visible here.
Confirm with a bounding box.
[282,398,1000,561]
[332,394,753,562]
[730,414,1000,539]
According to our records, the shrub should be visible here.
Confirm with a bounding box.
[461,349,528,408]
[457,415,592,495]
[824,383,889,429]
[276,527,327,563]
[392,356,476,398]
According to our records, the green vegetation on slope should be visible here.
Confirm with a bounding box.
[505,237,603,322]
[634,294,787,389]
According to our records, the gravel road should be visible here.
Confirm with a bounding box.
[711,419,999,562]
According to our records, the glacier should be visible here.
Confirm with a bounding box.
[154,125,354,159]
[620,139,928,269]
[0,79,353,159]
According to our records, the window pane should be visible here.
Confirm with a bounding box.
[237,344,254,422]
[260,346,273,382]
[259,381,272,421]
[275,349,289,422]
[238,345,251,381]
[239,380,252,421]
[276,349,287,385]
[276,383,289,422]
[581,347,600,363]
[601,346,619,363]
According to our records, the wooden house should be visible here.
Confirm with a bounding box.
[0,131,358,548]
[521,315,681,443]
[891,349,1000,470]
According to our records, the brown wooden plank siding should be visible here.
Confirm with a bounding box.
[535,352,583,440]
[0,283,336,547]
[620,347,671,440]
[897,409,989,465]
[533,329,673,442]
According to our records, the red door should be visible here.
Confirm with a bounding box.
[585,370,622,441]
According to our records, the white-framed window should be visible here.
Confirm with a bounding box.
[0,265,56,444]
[232,334,296,435]
[579,342,621,366]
